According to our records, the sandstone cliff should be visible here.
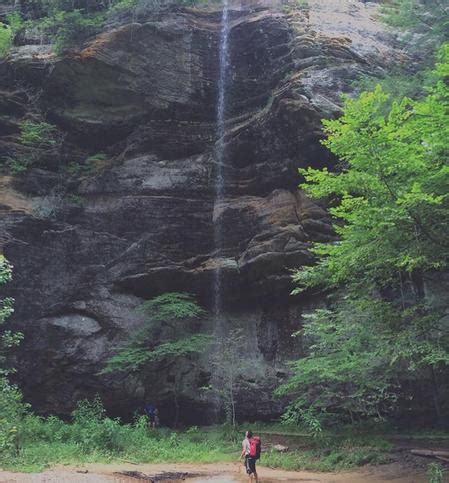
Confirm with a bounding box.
[0,0,400,422]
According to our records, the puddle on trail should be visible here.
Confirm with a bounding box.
[184,477,243,482]
[112,474,301,483]
[112,474,244,483]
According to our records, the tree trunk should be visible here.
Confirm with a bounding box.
[230,367,236,427]
[411,449,449,458]
[430,366,444,426]
[174,374,180,428]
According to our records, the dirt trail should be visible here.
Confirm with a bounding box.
[0,462,428,483]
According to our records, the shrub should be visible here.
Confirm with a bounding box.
[6,12,24,35]
[64,194,85,206]
[53,10,105,53]
[109,0,138,14]
[0,23,12,57]
[31,192,64,219]
[18,121,62,148]
[72,396,106,424]
[0,381,28,457]
[428,462,445,483]
[2,155,35,175]
[23,9,104,54]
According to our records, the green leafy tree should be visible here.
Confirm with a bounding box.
[381,0,449,57]
[277,298,449,428]
[279,44,449,428]
[0,257,21,378]
[355,1,448,103]
[207,328,252,427]
[5,0,215,56]
[296,48,449,291]
[19,7,105,54]
[101,292,211,426]
[0,257,26,456]
[52,9,105,53]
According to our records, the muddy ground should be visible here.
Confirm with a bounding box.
[0,461,429,482]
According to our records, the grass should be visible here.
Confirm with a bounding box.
[263,447,390,472]
[257,423,392,472]
[0,398,424,475]
[262,438,391,472]
[2,416,236,472]
[0,416,394,474]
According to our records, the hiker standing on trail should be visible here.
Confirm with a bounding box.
[239,430,260,483]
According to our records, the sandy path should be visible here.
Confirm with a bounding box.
[0,462,427,483]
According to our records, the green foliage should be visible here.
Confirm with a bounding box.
[0,257,13,321]
[101,292,209,426]
[102,293,200,367]
[18,121,62,148]
[86,152,108,163]
[6,12,24,35]
[52,9,105,53]
[381,0,449,57]
[276,299,448,425]
[282,0,308,13]
[4,0,220,55]
[64,193,85,206]
[63,152,107,178]
[0,257,26,458]
[64,162,86,177]
[1,408,396,474]
[280,406,323,438]
[103,334,211,373]
[0,257,21,378]
[2,154,35,175]
[281,45,449,428]
[296,48,449,292]
[262,444,389,472]
[0,22,12,58]
[72,396,106,423]
[252,425,391,471]
[108,0,138,14]
[26,8,105,54]
[1,121,63,175]
[102,294,207,373]
[108,0,216,18]
[428,462,445,483]
[206,329,252,426]
[42,0,100,15]
[1,405,238,472]
[355,1,448,103]
[353,67,436,102]
[137,292,206,325]
[0,380,28,457]
[102,292,208,374]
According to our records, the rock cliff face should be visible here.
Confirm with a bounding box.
[0,1,399,422]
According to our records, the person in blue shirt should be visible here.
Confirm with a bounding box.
[144,402,159,428]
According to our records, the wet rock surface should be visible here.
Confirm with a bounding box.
[0,1,400,420]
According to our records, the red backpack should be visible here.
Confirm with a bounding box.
[249,436,261,459]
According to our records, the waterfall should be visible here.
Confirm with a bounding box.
[213,0,230,322]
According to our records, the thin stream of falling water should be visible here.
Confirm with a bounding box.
[213,0,230,328]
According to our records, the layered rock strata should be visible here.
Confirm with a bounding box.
[0,0,399,420]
